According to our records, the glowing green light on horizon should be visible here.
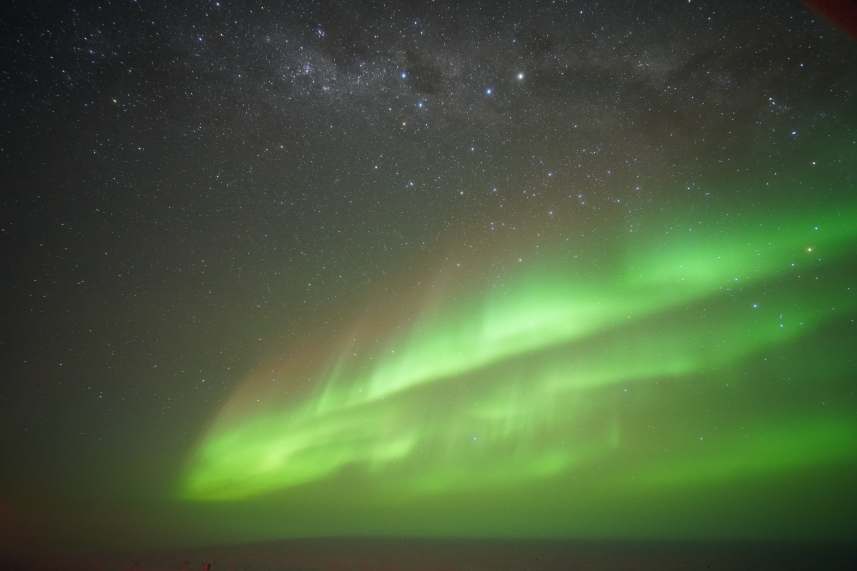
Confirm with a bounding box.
[180,201,857,540]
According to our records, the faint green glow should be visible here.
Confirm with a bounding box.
[181,202,857,538]
[632,415,857,489]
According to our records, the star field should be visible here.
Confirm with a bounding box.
[1,0,857,557]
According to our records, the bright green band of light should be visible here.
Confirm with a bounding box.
[180,200,857,538]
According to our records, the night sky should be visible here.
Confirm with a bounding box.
[2,0,857,561]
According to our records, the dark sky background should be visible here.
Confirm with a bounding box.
[2,0,857,561]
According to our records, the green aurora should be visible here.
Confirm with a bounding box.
[180,199,857,539]
[8,1,857,561]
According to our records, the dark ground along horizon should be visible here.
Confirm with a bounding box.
[7,538,857,571]
[1,0,857,568]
